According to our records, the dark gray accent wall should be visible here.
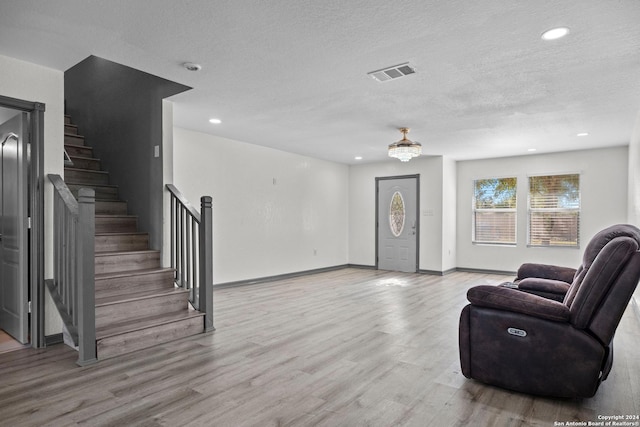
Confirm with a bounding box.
[64,56,190,251]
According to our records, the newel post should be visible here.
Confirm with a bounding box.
[199,196,214,332]
[77,188,97,365]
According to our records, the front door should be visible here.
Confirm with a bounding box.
[377,176,419,273]
[0,113,29,344]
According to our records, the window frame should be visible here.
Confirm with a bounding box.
[472,176,518,246]
[527,172,581,248]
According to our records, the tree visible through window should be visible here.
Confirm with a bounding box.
[473,177,517,244]
[528,174,580,247]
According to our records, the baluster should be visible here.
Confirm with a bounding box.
[191,217,197,306]
[186,212,191,292]
[171,195,177,281]
[179,205,185,287]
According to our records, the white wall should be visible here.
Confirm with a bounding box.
[173,127,349,284]
[628,112,640,308]
[162,100,174,268]
[0,54,64,335]
[348,156,452,272]
[457,146,629,272]
[442,157,457,272]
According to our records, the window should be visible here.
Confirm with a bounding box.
[473,177,517,244]
[389,191,405,237]
[528,174,580,247]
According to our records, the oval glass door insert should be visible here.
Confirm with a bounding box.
[389,191,405,237]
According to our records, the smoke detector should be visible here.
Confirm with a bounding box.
[368,62,416,82]
[183,62,202,71]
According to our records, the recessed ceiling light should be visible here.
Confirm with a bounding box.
[354,156,363,160]
[541,27,570,41]
[183,62,202,71]
[527,148,537,152]
[209,118,221,124]
[577,132,589,137]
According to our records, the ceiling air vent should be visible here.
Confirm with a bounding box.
[368,63,416,82]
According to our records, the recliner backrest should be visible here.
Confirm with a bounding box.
[562,225,640,339]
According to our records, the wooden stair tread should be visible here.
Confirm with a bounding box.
[96,310,203,339]
[67,181,116,187]
[95,287,189,307]
[95,198,125,203]
[95,231,148,237]
[95,249,159,256]
[95,267,174,280]
[64,132,84,137]
[64,167,109,175]
[69,155,100,161]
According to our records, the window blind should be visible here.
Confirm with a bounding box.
[473,178,517,244]
[528,174,580,247]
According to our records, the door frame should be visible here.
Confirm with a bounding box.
[375,174,420,272]
[0,95,45,348]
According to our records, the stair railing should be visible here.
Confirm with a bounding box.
[47,174,97,366]
[166,184,214,332]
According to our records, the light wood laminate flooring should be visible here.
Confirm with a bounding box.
[0,269,638,426]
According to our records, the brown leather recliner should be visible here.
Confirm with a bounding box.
[459,224,640,398]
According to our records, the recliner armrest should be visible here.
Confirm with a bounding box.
[516,263,576,283]
[467,285,570,322]
[518,277,571,294]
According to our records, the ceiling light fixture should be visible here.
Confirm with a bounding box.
[209,118,221,124]
[577,132,589,137]
[388,128,422,162]
[528,148,537,152]
[541,27,570,41]
[354,156,363,160]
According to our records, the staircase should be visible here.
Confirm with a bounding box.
[64,115,204,359]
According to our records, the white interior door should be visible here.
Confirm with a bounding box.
[0,113,29,344]
[377,176,418,273]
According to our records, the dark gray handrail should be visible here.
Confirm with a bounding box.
[47,174,97,365]
[49,174,78,214]
[167,184,200,221]
[166,184,214,332]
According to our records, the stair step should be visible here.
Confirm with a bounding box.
[64,115,72,125]
[65,124,78,135]
[64,133,85,147]
[95,200,127,215]
[68,183,118,200]
[95,288,190,328]
[96,232,149,252]
[96,311,204,359]
[64,144,93,158]
[95,268,175,299]
[68,156,101,171]
[95,215,137,233]
[95,249,160,274]
[64,168,110,185]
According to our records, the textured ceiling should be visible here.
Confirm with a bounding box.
[1,0,639,164]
